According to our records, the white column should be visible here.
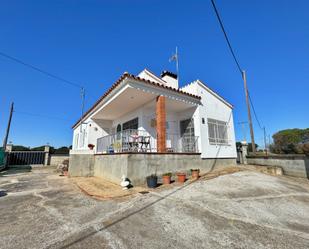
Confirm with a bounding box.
[44,145,50,166]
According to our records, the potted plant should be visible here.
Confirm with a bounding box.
[191,169,200,179]
[162,172,172,185]
[146,174,158,188]
[176,172,186,183]
[88,144,95,150]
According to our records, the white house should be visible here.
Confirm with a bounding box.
[70,69,237,184]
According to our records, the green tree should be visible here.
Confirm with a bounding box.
[272,128,309,154]
[54,146,70,154]
[31,145,55,154]
[248,143,259,153]
[12,145,30,151]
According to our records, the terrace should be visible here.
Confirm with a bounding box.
[96,129,199,154]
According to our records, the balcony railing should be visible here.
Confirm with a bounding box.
[96,129,199,154]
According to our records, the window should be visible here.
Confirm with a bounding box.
[180,119,196,152]
[180,119,195,137]
[207,118,229,145]
[116,124,122,133]
[116,124,122,140]
[202,118,205,124]
[123,117,138,131]
[74,134,79,149]
[80,128,87,148]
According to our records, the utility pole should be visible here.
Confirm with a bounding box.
[242,70,256,153]
[263,127,267,155]
[3,102,14,150]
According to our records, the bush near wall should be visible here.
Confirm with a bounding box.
[271,128,309,154]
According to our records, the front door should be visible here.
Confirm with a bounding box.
[180,119,196,152]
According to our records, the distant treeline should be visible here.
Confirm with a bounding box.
[270,128,309,155]
[10,145,72,154]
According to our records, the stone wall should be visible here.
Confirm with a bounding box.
[247,155,309,179]
[49,154,69,166]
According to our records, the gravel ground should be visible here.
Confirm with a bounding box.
[0,166,309,249]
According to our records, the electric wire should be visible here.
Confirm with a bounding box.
[0,51,83,89]
[210,0,264,131]
[210,0,242,75]
[248,93,263,130]
[0,51,100,127]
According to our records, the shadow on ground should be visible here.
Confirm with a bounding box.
[0,165,32,177]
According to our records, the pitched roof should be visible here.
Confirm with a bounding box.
[196,80,233,108]
[72,72,201,129]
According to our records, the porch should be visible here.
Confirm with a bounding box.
[81,76,202,154]
[96,129,199,154]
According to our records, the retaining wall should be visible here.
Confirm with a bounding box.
[69,151,236,185]
[94,153,236,185]
[69,150,94,177]
[49,154,69,166]
[247,155,309,179]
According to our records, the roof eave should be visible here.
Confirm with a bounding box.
[72,73,201,129]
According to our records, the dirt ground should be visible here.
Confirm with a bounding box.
[1,165,309,249]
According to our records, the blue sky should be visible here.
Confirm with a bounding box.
[0,0,308,148]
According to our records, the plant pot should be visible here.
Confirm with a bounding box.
[162,175,171,185]
[88,144,95,150]
[191,169,200,179]
[177,173,186,183]
[146,175,158,188]
[63,171,69,176]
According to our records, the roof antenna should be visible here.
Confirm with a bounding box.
[169,46,179,85]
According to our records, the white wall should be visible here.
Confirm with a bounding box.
[181,81,237,159]
[73,80,236,158]
[72,117,109,151]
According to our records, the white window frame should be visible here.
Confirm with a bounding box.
[207,118,229,145]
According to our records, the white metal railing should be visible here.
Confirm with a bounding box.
[96,129,199,154]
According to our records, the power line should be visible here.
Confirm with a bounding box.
[210,0,266,151]
[210,0,242,75]
[0,51,95,129]
[248,92,263,130]
[0,51,83,89]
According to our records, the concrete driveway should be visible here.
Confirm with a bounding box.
[0,166,309,249]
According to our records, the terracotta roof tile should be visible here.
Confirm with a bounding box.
[72,72,201,128]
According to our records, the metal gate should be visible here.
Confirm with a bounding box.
[7,151,45,165]
[0,149,5,169]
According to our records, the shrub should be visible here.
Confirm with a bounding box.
[300,143,309,156]
[190,169,200,172]
[162,172,172,177]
